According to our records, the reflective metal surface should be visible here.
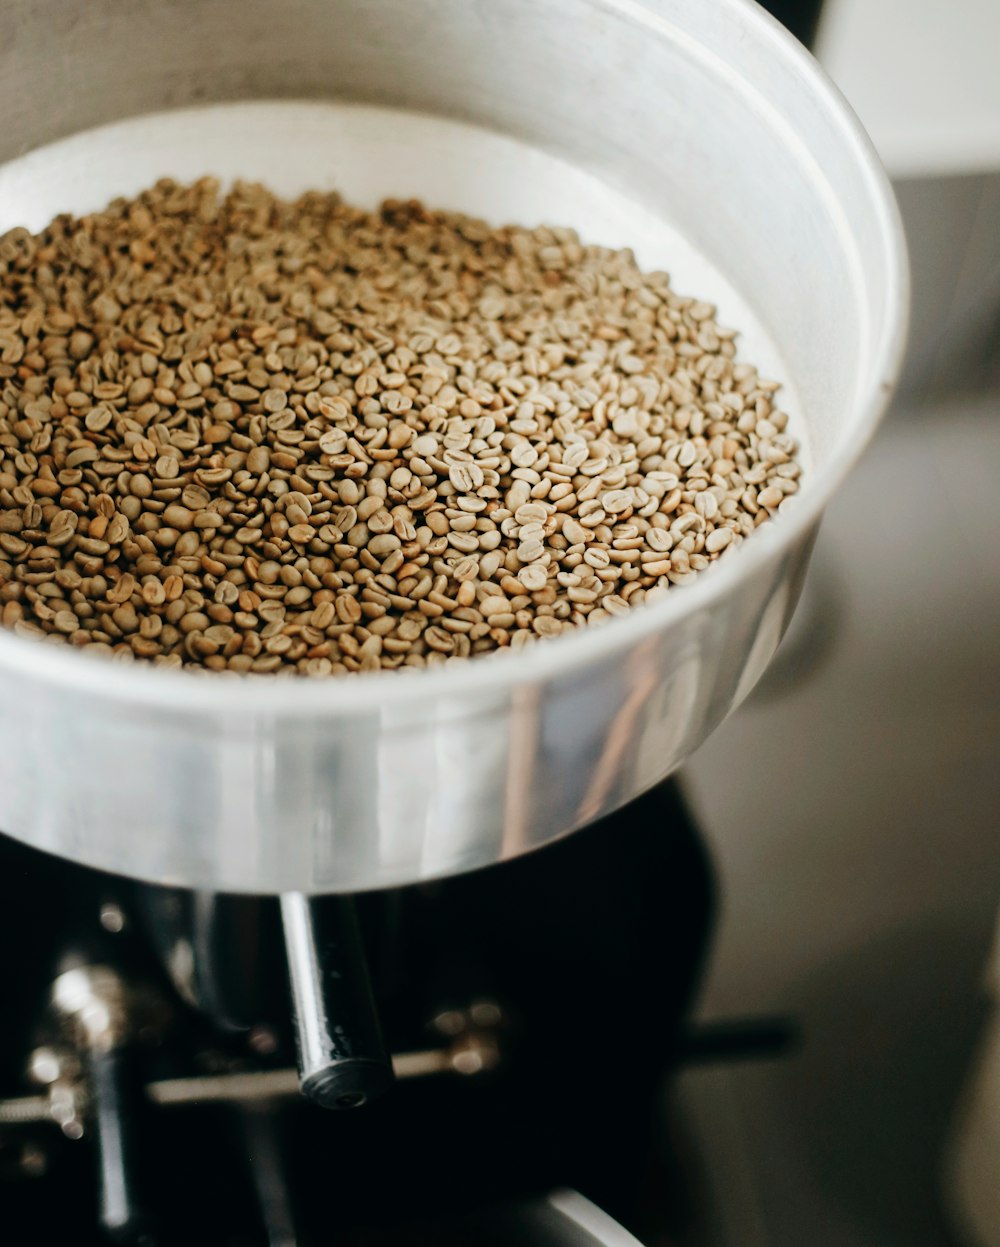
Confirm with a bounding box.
[0,0,908,893]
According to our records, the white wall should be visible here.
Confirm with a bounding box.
[816,0,1000,399]
[816,0,1000,178]
[681,387,1000,1246]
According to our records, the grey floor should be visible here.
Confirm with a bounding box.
[678,388,1000,1247]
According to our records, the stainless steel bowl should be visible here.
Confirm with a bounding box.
[0,0,908,893]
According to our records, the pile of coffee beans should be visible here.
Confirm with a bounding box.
[0,178,801,674]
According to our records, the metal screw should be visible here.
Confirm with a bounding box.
[248,1026,279,1057]
[0,1095,51,1125]
[48,1082,86,1140]
[99,902,126,934]
[430,1009,467,1038]
[28,1047,68,1087]
[470,999,503,1028]
[19,1142,48,1178]
[451,1032,501,1076]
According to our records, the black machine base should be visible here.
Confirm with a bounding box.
[0,780,716,1245]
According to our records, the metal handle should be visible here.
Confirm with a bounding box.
[0,1012,502,1118]
[280,894,394,1110]
[90,1048,156,1244]
[50,966,157,1244]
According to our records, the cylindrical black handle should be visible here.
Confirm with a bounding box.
[280,894,394,1110]
[90,1048,155,1244]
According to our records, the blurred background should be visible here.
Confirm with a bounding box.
[677,1,1000,1243]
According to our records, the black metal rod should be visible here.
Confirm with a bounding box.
[279,894,394,1110]
[238,1106,299,1247]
